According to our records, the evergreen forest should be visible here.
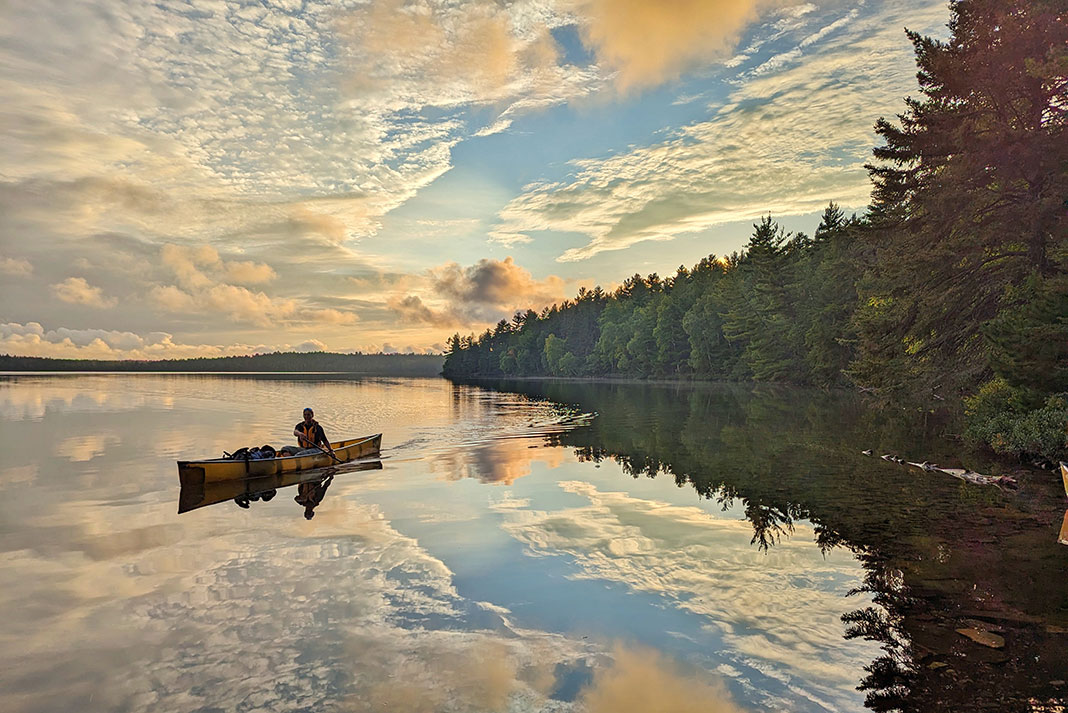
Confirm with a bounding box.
[442,0,1068,461]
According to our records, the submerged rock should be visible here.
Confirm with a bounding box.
[956,628,1006,649]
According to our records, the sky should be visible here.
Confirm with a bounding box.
[0,0,950,358]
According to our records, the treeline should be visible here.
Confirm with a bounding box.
[444,0,1068,461]
[0,351,445,377]
[445,208,859,385]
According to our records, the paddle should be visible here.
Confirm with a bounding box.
[316,443,343,465]
[298,430,342,464]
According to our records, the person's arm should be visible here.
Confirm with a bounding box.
[317,423,335,454]
[295,426,313,448]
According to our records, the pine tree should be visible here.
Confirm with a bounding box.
[855,0,1068,398]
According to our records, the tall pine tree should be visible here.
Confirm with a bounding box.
[855,0,1068,399]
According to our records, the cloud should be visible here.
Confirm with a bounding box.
[491,0,949,261]
[159,244,219,290]
[432,256,567,308]
[338,0,601,114]
[387,294,454,327]
[0,0,610,356]
[0,321,331,360]
[293,339,327,352]
[0,256,33,276]
[151,283,357,328]
[147,285,197,312]
[51,277,117,308]
[389,257,579,328]
[152,244,355,327]
[569,0,776,90]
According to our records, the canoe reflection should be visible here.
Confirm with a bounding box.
[177,459,383,514]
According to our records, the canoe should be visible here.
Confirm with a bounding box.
[177,434,382,484]
[178,458,383,513]
[1061,462,1068,499]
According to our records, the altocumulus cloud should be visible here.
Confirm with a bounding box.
[491,0,948,261]
[0,0,607,351]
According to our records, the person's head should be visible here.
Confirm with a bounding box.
[302,407,314,423]
[304,506,315,520]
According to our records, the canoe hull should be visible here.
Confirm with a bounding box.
[178,434,382,484]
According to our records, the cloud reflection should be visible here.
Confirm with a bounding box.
[496,479,880,710]
[433,438,567,485]
[0,493,601,712]
[581,644,745,713]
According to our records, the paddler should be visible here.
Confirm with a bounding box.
[293,407,336,458]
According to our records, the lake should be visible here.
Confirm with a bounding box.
[0,374,1064,713]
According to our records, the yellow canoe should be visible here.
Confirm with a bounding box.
[1061,462,1068,499]
[177,434,382,484]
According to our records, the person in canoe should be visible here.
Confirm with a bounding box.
[292,407,337,458]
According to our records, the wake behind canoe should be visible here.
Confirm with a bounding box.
[178,434,382,484]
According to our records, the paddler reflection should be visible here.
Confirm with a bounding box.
[294,472,334,520]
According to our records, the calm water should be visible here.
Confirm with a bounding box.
[0,374,1064,713]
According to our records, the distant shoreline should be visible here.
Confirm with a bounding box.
[0,351,445,377]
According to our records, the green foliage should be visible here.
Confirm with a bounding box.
[964,378,1068,460]
[446,210,863,386]
[983,272,1068,393]
[543,333,573,376]
[857,0,1068,400]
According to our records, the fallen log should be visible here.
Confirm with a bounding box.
[861,451,1017,490]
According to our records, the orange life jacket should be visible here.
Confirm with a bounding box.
[297,421,321,447]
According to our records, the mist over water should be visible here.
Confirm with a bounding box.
[0,374,1063,712]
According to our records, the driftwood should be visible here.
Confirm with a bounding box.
[862,451,1018,490]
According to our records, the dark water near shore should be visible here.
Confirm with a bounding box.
[0,374,1064,713]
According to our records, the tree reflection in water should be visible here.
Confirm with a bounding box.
[468,379,1067,712]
